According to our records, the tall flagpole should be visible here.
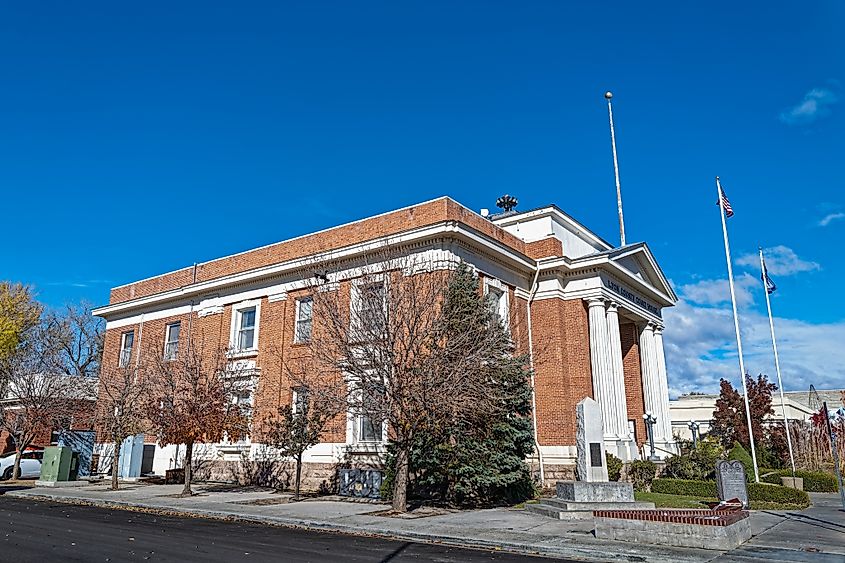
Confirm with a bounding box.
[759,247,797,476]
[605,91,626,246]
[716,176,760,483]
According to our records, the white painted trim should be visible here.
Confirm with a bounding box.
[492,206,613,251]
[293,296,313,344]
[106,304,193,330]
[229,299,261,354]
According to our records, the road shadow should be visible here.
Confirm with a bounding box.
[0,484,33,495]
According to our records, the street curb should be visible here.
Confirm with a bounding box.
[6,489,709,562]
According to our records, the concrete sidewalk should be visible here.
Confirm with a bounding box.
[5,483,842,562]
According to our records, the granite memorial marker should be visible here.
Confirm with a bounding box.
[576,397,608,482]
[716,460,748,508]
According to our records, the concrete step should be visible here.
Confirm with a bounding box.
[524,503,594,520]
[525,499,656,520]
[541,498,656,511]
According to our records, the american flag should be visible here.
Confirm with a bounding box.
[717,187,734,218]
[761,258,777,294]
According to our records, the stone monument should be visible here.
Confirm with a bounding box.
[527,397,654,519]
[576,397,608,482]
[716,460,749,508]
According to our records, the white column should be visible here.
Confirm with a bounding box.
[653,326,674,449]
[587,298,616,442]
[605,302,630,439]
[639,322,664,443]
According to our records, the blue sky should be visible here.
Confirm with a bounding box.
[1,2,842,394]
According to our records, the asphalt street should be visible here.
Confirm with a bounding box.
[0,497,570,562]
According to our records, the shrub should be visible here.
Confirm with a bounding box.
[662,438,724,481]
[651,478,810,507]
[760,469,838,492]
[652,478,717,497]
[606,452,622,482]
[747,482,810,506]
[728,442,755,481]
[629,459,657,491]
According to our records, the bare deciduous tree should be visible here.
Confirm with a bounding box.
[48,302,104,378]
[144,337,252,496]
[308,257,518,512]
[262,355,346,500]
[0,320,95,479]
[97,361,149,490]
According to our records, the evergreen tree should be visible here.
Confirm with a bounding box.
[389,263,535,507]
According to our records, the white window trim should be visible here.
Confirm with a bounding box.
[164,321,180,360]
[350,274,387,336]
[293,297,313,344]
[229,299,261,356]
[484,277,510,330]
[346,380,387,445]
[119,330,134,367]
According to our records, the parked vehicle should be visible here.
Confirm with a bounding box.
[0,449,44,480]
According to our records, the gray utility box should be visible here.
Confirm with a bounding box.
[338,469,383,499]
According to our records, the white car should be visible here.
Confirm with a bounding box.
[0,450,43,480]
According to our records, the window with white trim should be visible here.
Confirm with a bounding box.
[233,306,257,352]
[164,322,180,360]
[355,280,386,338]
[292,387,309,416]
[485,283,509,329]
[119,331,134,367]
[354,384,384,443]
[294,297,313,343]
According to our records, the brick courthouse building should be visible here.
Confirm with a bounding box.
[93,197,677,483]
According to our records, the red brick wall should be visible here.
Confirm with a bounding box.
[620,322,647,447]
[109,198,528,305]
[530,298,594,445]
[524,237,563,259]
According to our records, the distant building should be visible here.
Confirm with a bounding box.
[93,197,678,485]
[0,374,98,454]
[669,389,844,441]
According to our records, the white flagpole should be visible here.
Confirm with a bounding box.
[759,247,797,476]
[716,176,760,483]
[605,91,626,246]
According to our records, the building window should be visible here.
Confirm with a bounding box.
[292,387,309,415]
[358,413,380,442]
[485,282,509,329]
[294,298,313,343]
[355,385,383,443]
[356,281,385,337]
[164,322,180,360]
[234,306,257,352]
[119,331,134,367]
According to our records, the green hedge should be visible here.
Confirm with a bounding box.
[651,478,810,507]
[760,469,839,492]
[652,478,716,497]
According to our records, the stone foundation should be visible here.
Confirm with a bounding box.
[193,460,346,493]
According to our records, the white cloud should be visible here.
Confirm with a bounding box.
[678,273,757,307]
[663,282,845,398]
[735,245,820,276]
[819,212,845,227]
[779,88,838,125]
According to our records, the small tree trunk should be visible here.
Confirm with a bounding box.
[182,440,193,496]
[12,449,22,481]
[111,440,121,490]
[392,445,409,513]
[294,451,303,501]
